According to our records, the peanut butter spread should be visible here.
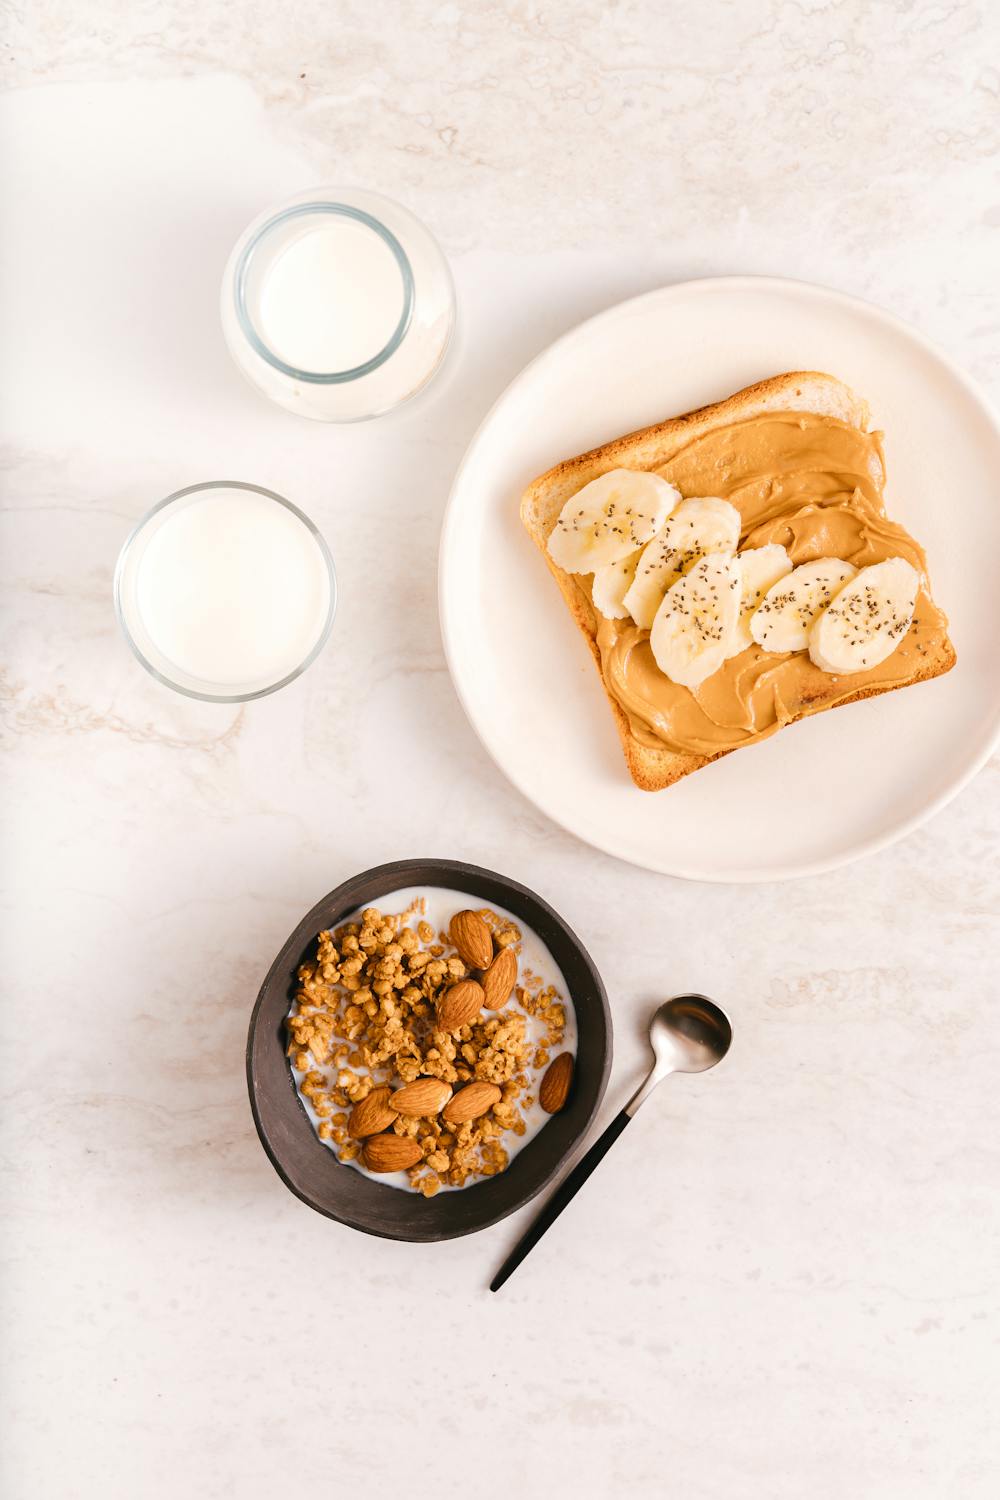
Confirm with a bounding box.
[586,412,949,756]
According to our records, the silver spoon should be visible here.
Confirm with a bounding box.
[490,994,732,1292]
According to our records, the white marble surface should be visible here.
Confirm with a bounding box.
[3,4,1000,1497]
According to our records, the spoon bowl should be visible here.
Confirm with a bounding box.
[649,993,733,1076]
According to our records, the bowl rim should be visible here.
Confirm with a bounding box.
[246,858,612,1240]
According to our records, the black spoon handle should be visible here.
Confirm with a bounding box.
[489,1109,632,1292]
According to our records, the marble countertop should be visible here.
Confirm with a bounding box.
[3,3,999,1496]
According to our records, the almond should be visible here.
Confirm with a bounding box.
[361,1133,423,1173]
[435,978,485,1033]
[347,1086,398,1140]
[539,1052,574,1114]
[481,947,517,1010]
[442,1081,502,1125]
[389,1077,453,1118]
[449,909,493,970]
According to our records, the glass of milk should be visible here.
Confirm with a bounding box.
[114,482,336,701]
[220,187,455,421]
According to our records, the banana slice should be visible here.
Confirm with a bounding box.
[546,469,679,573]
[623,497,741,629]
[809,557,919,674]
[650,552,742,689]
[750,558,857,654]
[725,544,793,657]
[592,550,640,619]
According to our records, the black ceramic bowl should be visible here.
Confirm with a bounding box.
[247,859,611,1241]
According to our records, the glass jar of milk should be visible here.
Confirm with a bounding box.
[220,187,455,421]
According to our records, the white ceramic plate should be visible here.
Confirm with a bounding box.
[439,277,1000,881]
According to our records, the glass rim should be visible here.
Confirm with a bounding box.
[113,481,337,704]
[233,202,416,384]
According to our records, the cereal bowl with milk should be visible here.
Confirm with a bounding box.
[247,859,611,1241]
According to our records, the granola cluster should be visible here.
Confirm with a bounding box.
[286,900,568,1196]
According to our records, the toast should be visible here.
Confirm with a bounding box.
[520,372,956,791]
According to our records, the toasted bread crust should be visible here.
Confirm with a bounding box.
[520,372,956,791]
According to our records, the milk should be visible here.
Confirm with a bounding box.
[258,220,406,374]
[221,188,455,422]
[127,486,332,694]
